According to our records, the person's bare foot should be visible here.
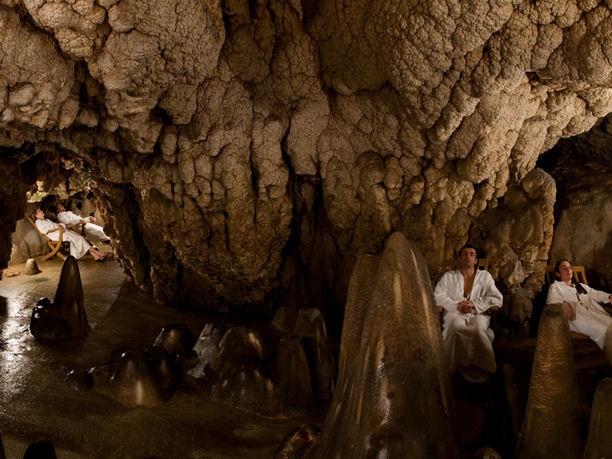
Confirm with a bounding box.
[89,248,107,261]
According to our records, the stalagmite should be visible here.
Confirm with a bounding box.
[24,258,41,275]
[145,346,182,399]
[29,255,89,342]
[111,350,165,408]
[274,334,314,414]
[515,303,584,459]
[293,308,336,401]
[309,231,458,458]
[153,323,195,356]
[584,377,612,459]
[152,323,198,369]
[53,255,89,338]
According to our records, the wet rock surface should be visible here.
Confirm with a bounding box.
[0,258,312,458]
[308,233,459,458]
[188,309,336,417]
[30,255,90,343]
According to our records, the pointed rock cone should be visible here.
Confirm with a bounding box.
[294,308,327,342]
[310,232,458,458]
[111,350,165,408]
[294,308,336,401]
[515,303,585,459]
[153,323,195,356]
[584,378,612,459]
[145,346,182,398]
[274,333,314,415]
[24,258,41,275]
[53,255,89,338]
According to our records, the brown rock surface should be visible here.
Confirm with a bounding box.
[1,1,611,317]
[310,232,458,458]
[515,303,584,459]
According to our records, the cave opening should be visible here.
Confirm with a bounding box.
[535,113,612,293]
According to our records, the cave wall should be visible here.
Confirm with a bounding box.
[1,1,612,318]
[545,118,612,290]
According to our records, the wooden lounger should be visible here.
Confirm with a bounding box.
[26,215,67,261]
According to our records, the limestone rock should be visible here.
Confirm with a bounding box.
[515,303,584,459]
[0,0,611,326]
[584,378,612,459]
[310,232,458,458]
[111,350,165,408]
[29,255,90,342]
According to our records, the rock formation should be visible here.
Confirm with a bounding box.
[0,1,611,333]
[308,232,459,458]
[29,255,90,342]
[515,303,584,459]
[584,377,612,459]
[65,323,191,408]
[188,314,335,416]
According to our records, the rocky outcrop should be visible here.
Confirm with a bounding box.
[1,1,612,317]
[30,255,90,342]
[515,303,584,459]
[0,159,25,271]
[584,378,612,459]
[309,232,458,458]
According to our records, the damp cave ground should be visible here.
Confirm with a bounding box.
[0,256,323,459]
[1,256,609,458]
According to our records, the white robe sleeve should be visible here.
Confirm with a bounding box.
[35,219,61,240]
[546,281,576,308]
[582,285,611,304]
[471,271,503,314]
[547,281,565,303]
[434,272,461,313]
[57,211,82,226]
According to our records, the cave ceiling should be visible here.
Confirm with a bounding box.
[1,0,611,317]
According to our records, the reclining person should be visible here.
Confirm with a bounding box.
[34,208,107,261]
[56,202,111,245]
[547,259,612,366]
[434,244,503,383]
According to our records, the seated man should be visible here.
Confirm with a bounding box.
[56,202,111,245]
[434,244,503,382]
[34,208,107,261]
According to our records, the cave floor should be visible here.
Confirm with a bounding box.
[0,256,316,459]
[2,257,609,458]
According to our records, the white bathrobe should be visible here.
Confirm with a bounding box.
[434,269,503,380]
[35,218,91,259]
[57,210,109,243]
[546,281,612,349]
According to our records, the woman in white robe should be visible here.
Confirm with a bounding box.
[546,259,612,353]
[434,245,503,382]
[34,208,107,261]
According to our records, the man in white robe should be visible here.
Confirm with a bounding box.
[434,245,503,382]
[34,208,107,261]
[56,203,111,244]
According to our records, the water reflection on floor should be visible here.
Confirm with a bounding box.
[0,257,306,459]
